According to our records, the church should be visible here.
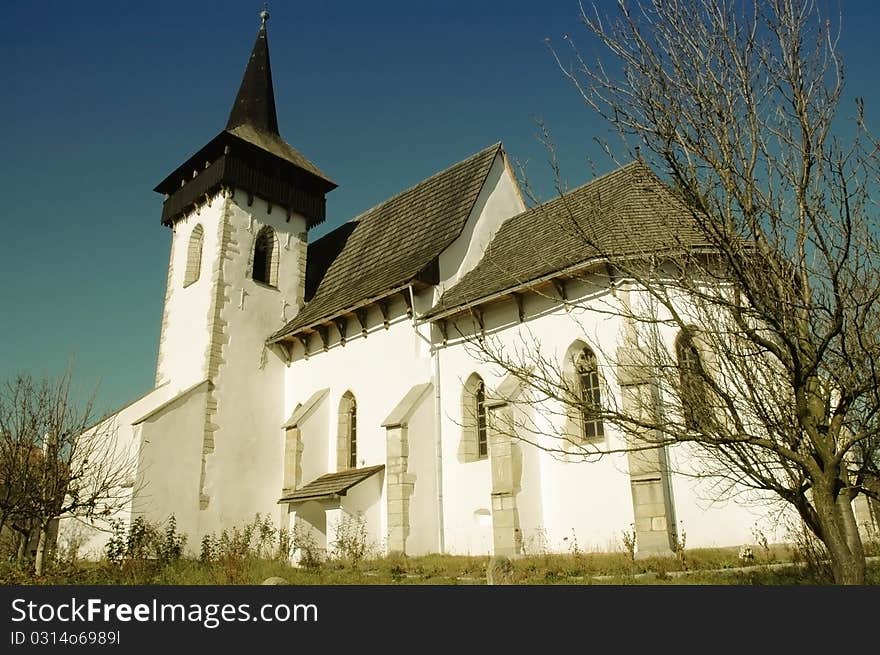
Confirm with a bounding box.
[67,13,808,561]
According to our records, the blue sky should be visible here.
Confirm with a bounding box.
[1,1,878,414]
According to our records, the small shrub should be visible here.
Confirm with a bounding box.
[672,521,687,570]
[621,524,636,563]
[330,513,375,566]
[787,520,833,583]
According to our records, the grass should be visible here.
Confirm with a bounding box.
[3,547,878,585]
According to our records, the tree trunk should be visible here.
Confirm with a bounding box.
[839,494,866,561]
[15,530,28,564]
[813,486,866,584]
[34,524,49,576]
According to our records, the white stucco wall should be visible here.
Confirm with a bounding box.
[155,204,223,390]
[57,382,178,560]
[284,296,435,547]
[196,193,308,540]
[436,151,525,299]
[297,395,330,492]
[132,382,211,550]
[436,276,772,553]
[402,388,440,555]
[437,282,636,554]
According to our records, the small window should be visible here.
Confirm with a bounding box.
[677,330,708,431]
[183,224,204,287]
[338,391,358,471]
[348,398,358,469]
[253,226,278,287]
[575,347,604,439]
[460,374,489,462]
[475,379,488,458]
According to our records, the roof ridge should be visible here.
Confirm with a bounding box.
[527,159,644,212]
[342,142,502,225]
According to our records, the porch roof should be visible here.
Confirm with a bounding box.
[277,465,385,505]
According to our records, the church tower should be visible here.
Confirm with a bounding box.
[150,11,335,534]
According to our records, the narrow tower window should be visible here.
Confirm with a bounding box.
[253,226,278,287]
[184,224,204,287]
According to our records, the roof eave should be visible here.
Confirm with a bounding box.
[423,244,716,323]
[268,281,418,344]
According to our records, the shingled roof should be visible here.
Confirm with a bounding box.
[426,160,705,318]
[277,465,385,504]
[269,143,502,341]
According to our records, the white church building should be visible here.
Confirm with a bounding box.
[68,14,819,561]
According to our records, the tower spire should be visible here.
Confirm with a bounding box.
[226,8,279,135]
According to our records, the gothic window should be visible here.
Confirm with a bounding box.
[338,392,358,471]
[563,341,605,444]
[460,374,489,462]
[183,224,204,287]
[676,329,708,431]
[253,226,279,287]
[575,347,604,440]
[348,397,358,469]
[475,379,488,458]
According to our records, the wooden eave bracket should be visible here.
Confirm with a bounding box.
[378,299,390,329]
[294,335,309,360]
[402,291,414,319]
[511,291,525,323]
[316,325,329,352]
[333,317,347,347]
[437,319,448,346]
[355,309,369,337]
[552,277,570,311]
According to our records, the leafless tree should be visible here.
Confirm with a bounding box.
[457,0,879,583]
[0,370,136,575]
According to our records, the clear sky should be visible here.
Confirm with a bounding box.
[1,1,878,415]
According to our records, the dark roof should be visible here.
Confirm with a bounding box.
[277,465,385,504]
[269,143,502,341]
[225,123,335,188]
[427,161,705,317]
[153,16,335,228]
[226,19,278,135]
[304,221,358,301]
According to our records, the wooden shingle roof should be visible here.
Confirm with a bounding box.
[277,465,385,504]
[426,161,706,318]
[269,143,502,341]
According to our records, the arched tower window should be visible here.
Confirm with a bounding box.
[252,226,279,287]
[337,392,358,471]
[676,329,708,431]
[460,374,489,462]
[563,341,605,443]
[183,224,204,287]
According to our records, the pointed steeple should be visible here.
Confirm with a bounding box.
[226,9,279,134]
[155,9,336,230]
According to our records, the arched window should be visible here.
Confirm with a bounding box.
[563,341,604,443]
[676,329,708,431]
[252,226,279,287]
[337,392,357,471]
[183,224,204,287]
[460,374,489,462]
[475,379,488,458]
[348,397,358,469]
[575,347,604,440]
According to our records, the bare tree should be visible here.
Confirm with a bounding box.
[0,370,136,575]
[454,0,879,584]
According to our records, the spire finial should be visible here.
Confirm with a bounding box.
[260,5,269,30]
